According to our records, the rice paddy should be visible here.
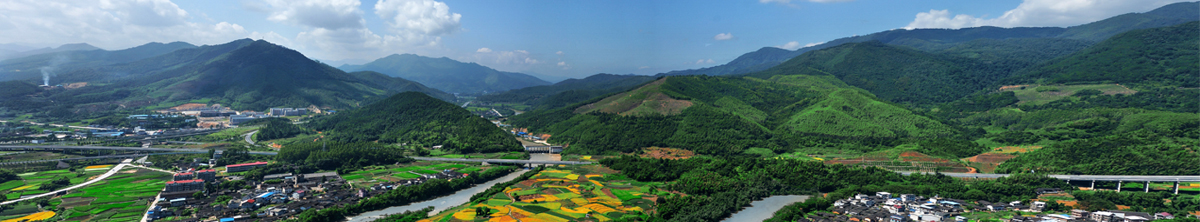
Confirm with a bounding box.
[421,167,661,222]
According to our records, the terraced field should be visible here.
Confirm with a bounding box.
[51,169,171,222]
[422,168,662,222]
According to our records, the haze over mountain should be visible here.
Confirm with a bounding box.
[0,42,197,83]
[0,39,452,118]
[339,54,550,94]
[661,1,1199,77]
[0,43,102,61]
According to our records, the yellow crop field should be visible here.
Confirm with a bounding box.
[3,211,56,222]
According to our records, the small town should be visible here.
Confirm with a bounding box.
[817,191,1180,222]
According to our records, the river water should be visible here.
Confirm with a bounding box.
[720,195,811,222]
[345,169,529,222]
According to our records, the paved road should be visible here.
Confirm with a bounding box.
[411,157,592,165]
[0,119,108,130]
[900,172,1200,182]
[0,145,278,155]
[244,131,257,145]
[1,159,132,205]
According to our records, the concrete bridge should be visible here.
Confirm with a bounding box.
[523,145,563,154]
[902,172,1200,194]
[410,157,590,165]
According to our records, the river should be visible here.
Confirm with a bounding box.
[720,195,811,222]
[345,169,529,222]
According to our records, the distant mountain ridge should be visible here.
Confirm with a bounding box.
[0,41,197,83]
[2,39,452,116]
[339,54,550,94]
[661,1,1199,77]
[0,43,102,61]
[477,73,657,110]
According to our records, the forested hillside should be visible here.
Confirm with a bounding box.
[339,54,550,94]
[510,75,961,155]
[1019,21,1199,87]
[307,92,522,154]
[477,74,656,110]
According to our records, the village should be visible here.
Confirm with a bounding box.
[814,191,1179,222]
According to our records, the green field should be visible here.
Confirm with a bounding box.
[1,168,105,201]
[55,169,171,222]
[1007,84,1136,105]
[342,162,484,187]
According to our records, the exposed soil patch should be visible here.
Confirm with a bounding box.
[579,165,619,175]
[899,152,949,163]
[639,147,695,160]
[600,188,619,199]
[64,82,88,89]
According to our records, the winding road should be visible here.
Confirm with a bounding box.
[244,130,258,145]
[0,159,132,206]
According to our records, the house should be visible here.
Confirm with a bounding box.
[877,192,892,199]
[226,161,268,172]
[197,169,217,182]
[1154,212,1174,220]
[1091,211,1114,222]
[174,172,195,181]
[170,198,187,207]
[1071,209,1090,219]
[164,179,204,192]
[1031,201,1046,212]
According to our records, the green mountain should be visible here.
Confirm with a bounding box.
[748,41,1011,106]
[662,1,1198,77]
[1020,21,1199,87]
[307,91,522,154]
[0,42,197,82]
[339,54,550,94]
[2,39,452,120]
[477,73,657,110]
[509,75,959,155]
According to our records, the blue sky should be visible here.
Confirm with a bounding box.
[0,0,1191,80]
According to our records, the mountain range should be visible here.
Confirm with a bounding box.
[338,54,550,94]
[0,39,452,119]
[660,1,1199,77]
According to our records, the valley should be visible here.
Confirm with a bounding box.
[0,1,1197,222]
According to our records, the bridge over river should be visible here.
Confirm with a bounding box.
[903,172,1200,194]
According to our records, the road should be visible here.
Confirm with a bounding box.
[0,119,108,130]
[244,130,257,145]
[900,172,1200,182]
[0,145,278,155]
[0,159,132,205]
[410,157,592,165]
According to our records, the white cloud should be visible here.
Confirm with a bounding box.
[555,51,564,55]
[805,42,825,47]
[713,33,733,41]
[776,41,801,50]
[375,0,462,36]
[264,0,364,30]
[477,47,492,53]
[556,61,570,70]
[557,61,566,66]
[258,0,463,61]
[0,0,247,49]
[904,0,1188,29]
[695,59,715,64]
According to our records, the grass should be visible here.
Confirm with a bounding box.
[1007,84,1136,105]
[341,161,484,187]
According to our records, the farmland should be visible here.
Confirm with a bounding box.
[421,166,663,222]
[1,166,107,200]
[51,168,171,222]
[342,162,489,187]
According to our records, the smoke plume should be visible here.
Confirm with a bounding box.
[39,55,69,86]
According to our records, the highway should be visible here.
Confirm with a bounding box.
[410,157,592,165]
[0,145,278,155]
[900,172,1200,182]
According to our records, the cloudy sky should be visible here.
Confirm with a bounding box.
[0,0,1190,79]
